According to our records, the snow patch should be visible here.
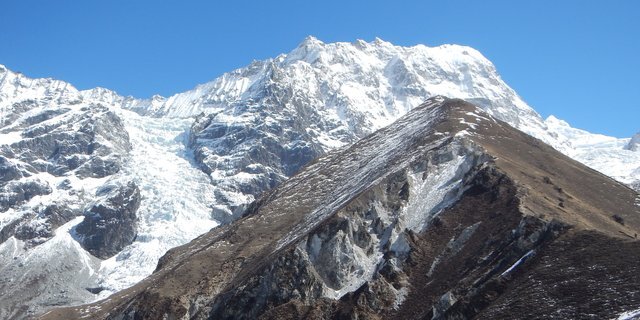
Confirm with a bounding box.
[501,250,535,277]
[614,308,640,320]
[403,148,480,232]
[0,131,22,145]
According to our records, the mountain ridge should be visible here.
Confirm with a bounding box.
[1,37,639,318]
[41,97,640,320]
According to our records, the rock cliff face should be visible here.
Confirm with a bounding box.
[0,102,134,251]
[188,109,324,222]
[42,98,640,320]
[0,67,140,319]
[75,181,141,259]
[0,82,133,245]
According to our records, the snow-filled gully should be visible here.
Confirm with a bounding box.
[94,109,219,297]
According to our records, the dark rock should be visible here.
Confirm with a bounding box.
[42,204,79,230]
[0,204,79,247]
[74,155,123,178]
[14,219,52,246]
[57,179,73,190]
[0,218,23,244]
[189,109,325,221]
[0,179,52,212]
[75,181,141,259]
[612,214,625,225]
[0,156,22,182]
[0,101,33,126]
[85,287,106,295]
[22,108,71,126]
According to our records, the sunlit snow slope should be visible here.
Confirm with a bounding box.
[545,116,640,187]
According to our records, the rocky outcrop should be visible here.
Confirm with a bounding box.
[204,166,568,320]
[202,162,457,318]
[42,98,640,320]
[3,104,130,178]
[0,156,24,182]
[0,204,78,248]
[74,181,141,259]
[0,178,52,212]
[627,132,640,151]
[189,106,325,222]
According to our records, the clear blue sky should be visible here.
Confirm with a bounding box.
[1,0,638,137]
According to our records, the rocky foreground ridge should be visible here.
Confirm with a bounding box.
[42,98,640,320]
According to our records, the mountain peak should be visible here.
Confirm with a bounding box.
[299,35,324,47]
[545,115,570,127]
[372,36,392,46]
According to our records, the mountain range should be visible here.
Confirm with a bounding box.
[0,37,638,319]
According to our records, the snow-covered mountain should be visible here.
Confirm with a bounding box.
[0,66,219,318]
[545,116,640,188]
[0,37,638,318]
[128,37,556,143]
[132,37,569,222]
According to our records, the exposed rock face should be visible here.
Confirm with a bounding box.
[189,106,325,221]
[0,177,52,212]
[75,181,141,259]
[0,156,23,182]
[0,101,133,261]
[5,104,129,178]
[0,66,132,247]
[204,166,569,320]
[0,101,131,215]
[628,132,640,151]
[0,68,136,318]
[42,98,640,320]
[0,204,78,248]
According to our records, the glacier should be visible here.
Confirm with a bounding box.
[94,109,219,296]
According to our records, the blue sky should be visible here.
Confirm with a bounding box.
[1,0,638,137]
